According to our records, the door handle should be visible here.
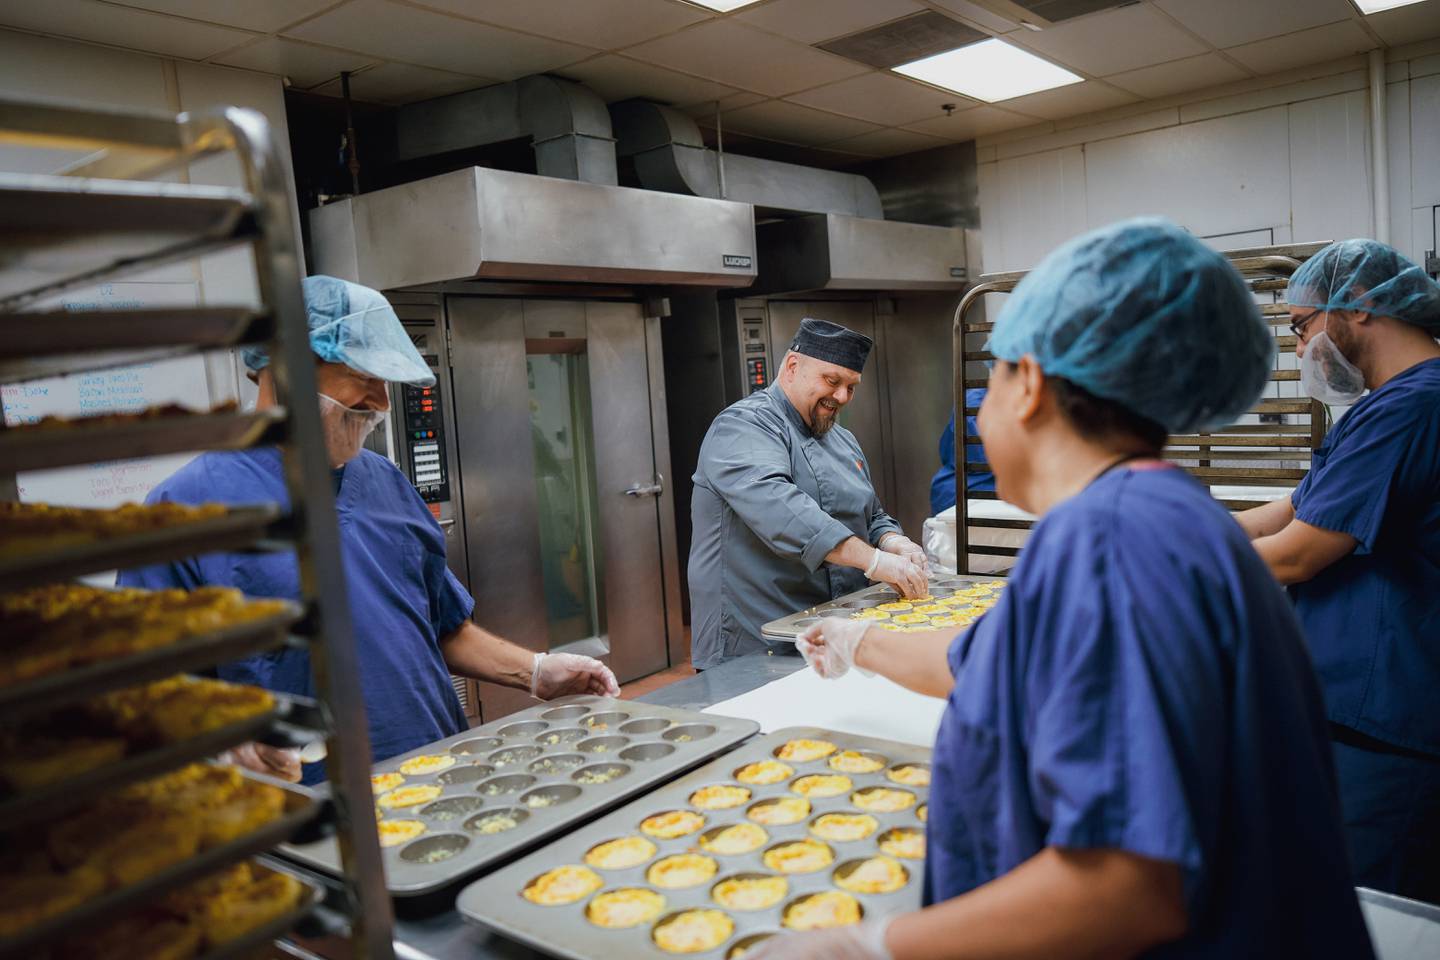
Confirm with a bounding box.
[623,474,664,498]
[437,518,456,529]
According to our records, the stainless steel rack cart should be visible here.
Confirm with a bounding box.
[0,96,393,959]
[951,241,1331,574]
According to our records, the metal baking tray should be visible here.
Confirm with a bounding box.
[458,726,932,960]
[0,503,283,592]
[0,773,322,957]
[0,407,286,474]
[0,602,301,722]
[280,695,760,897]
[761,572,1006,641]
[193,863,325,960]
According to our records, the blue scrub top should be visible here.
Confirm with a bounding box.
[927,464,1372,958]
[930,389,995,515]
[118,447,473,782]
[1290,357,1440,757]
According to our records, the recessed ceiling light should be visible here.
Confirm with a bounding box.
[893,39,1083,103]
[683,0,765,11]
[1352,0,1426,12]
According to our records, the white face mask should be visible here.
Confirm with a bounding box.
[318,392,386,466]
[1299,321,1365,405]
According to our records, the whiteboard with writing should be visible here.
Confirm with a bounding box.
[1,281,213,508]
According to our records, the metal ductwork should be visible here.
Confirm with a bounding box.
[396,75,617,185]
[611,99,884,220]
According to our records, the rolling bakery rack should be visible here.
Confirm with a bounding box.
[0,96,393,958]
[951,242,1332,574]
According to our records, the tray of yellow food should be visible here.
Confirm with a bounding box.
[760,572,1006,641]
[0,403,284,475]
[0,501,283,593]
[279,695,759,898]
[0,583,299,721]
[0,763,321,956]
[0,675,286,825]
[41,859,321,960]
[456,726,930,959]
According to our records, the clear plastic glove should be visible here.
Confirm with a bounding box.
[880,532,929,574]
[530,652,620,699]
[796,618,873,679]
[867,549,928,599]
[747,917,893,960]
[217,741,302,782]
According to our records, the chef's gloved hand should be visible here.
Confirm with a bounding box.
[879,531,929,574]
[797,618,874,679]
[531,652,620,700]
[866,548,928,599]
[218,742,302,782]
[747,917,893,960]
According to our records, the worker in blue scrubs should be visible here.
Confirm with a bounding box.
[120,276,617,783]
[1236,239,1440,902]
[759,220,1374,959]
[928,389,995,515]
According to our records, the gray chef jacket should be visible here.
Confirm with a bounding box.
[688,382,901,669]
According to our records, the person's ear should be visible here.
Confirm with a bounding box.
[1013,354,1046,425]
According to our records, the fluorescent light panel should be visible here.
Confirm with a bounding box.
[1352,0,1427,12]
[893,38,1082,103]
[684,0,765,11]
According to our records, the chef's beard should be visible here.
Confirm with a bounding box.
[810,400,840,437]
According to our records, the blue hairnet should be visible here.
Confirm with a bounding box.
[987,217,1273,434]
[243,275,435,387]
[1287,239,1440,334]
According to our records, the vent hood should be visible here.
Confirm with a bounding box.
[309,166,757,289]
[753,214,968,294]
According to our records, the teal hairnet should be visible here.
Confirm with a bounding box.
[1286,239,1440,334]
[987,217,1273,434]
[243,275,435,387]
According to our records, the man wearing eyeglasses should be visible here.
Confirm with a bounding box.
[1235,240,1440,903]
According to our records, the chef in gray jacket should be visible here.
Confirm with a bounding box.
[688,318,929,670]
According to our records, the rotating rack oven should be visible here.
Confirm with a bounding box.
[0,96,393,959]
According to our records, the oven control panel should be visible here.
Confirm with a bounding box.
[742,317,768,394]
[401,360,449,503]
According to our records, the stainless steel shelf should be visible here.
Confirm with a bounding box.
[0,503,285,592]
[0,407,287,474]
[0,306,270,382]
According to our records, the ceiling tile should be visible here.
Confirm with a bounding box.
[1153,0,1358,49]
[410,0,709,50]
[785,71,968,126]
[309,62,488,104]
[903,104,1039,139]
[997,79,1138,119]
[1223,20,1377,75]
[0,0,258,60]
[105,0,337,34]
[559,55,741,105]
[621,19,870,96]
[735,0,923,45]
[212,38,379,88]
[284,0,592,79]
[719,99,882,145]
[925,0,1025,34]
[1008,3,1209,76]
[1363,0,1440,47]
[1105,51,1252,100]
[682,90,767,117]
[824,126,950,157]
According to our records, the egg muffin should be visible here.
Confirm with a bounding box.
[851,787,916,813]
[746,796,810,826]
[378,820,426,848]
[689,784,751,810]
[828,751,886,774]
[911,604,947,615]
[522,865,603,905]
[835,855,908,894]
[774,739,836,763]
[875,601,912,612]
[782,891,861,930]
[878,827,926,860]
[699,823,768,856]
[652,909,734,954]
[397,755,455,776]
[711,874,788,911]
[585,836,657,871]
[809,813,879,842]
[640,810,706,840]
[586,888,666,928]
[850,608,890,620]
[734,760,793,785]
[892,613,930,625]
[371,772,405,794]
[647,854,719,889]
[762,839,834,874]
[917,803,928,823]
[790,774,851,798]
[377,785,442,810]
[887,764,931,787]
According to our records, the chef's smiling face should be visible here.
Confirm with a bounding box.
[782,352,859,437]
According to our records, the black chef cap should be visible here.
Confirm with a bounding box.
[788,318,872,372]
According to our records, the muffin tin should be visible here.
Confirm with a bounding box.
[280,696,758,896]
[761,573,1005,641]
[457,727,931,959]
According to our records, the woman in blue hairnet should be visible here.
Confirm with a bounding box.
[753,220,1373,960]
[121,276,617,783]
[1235,239,1440,902]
